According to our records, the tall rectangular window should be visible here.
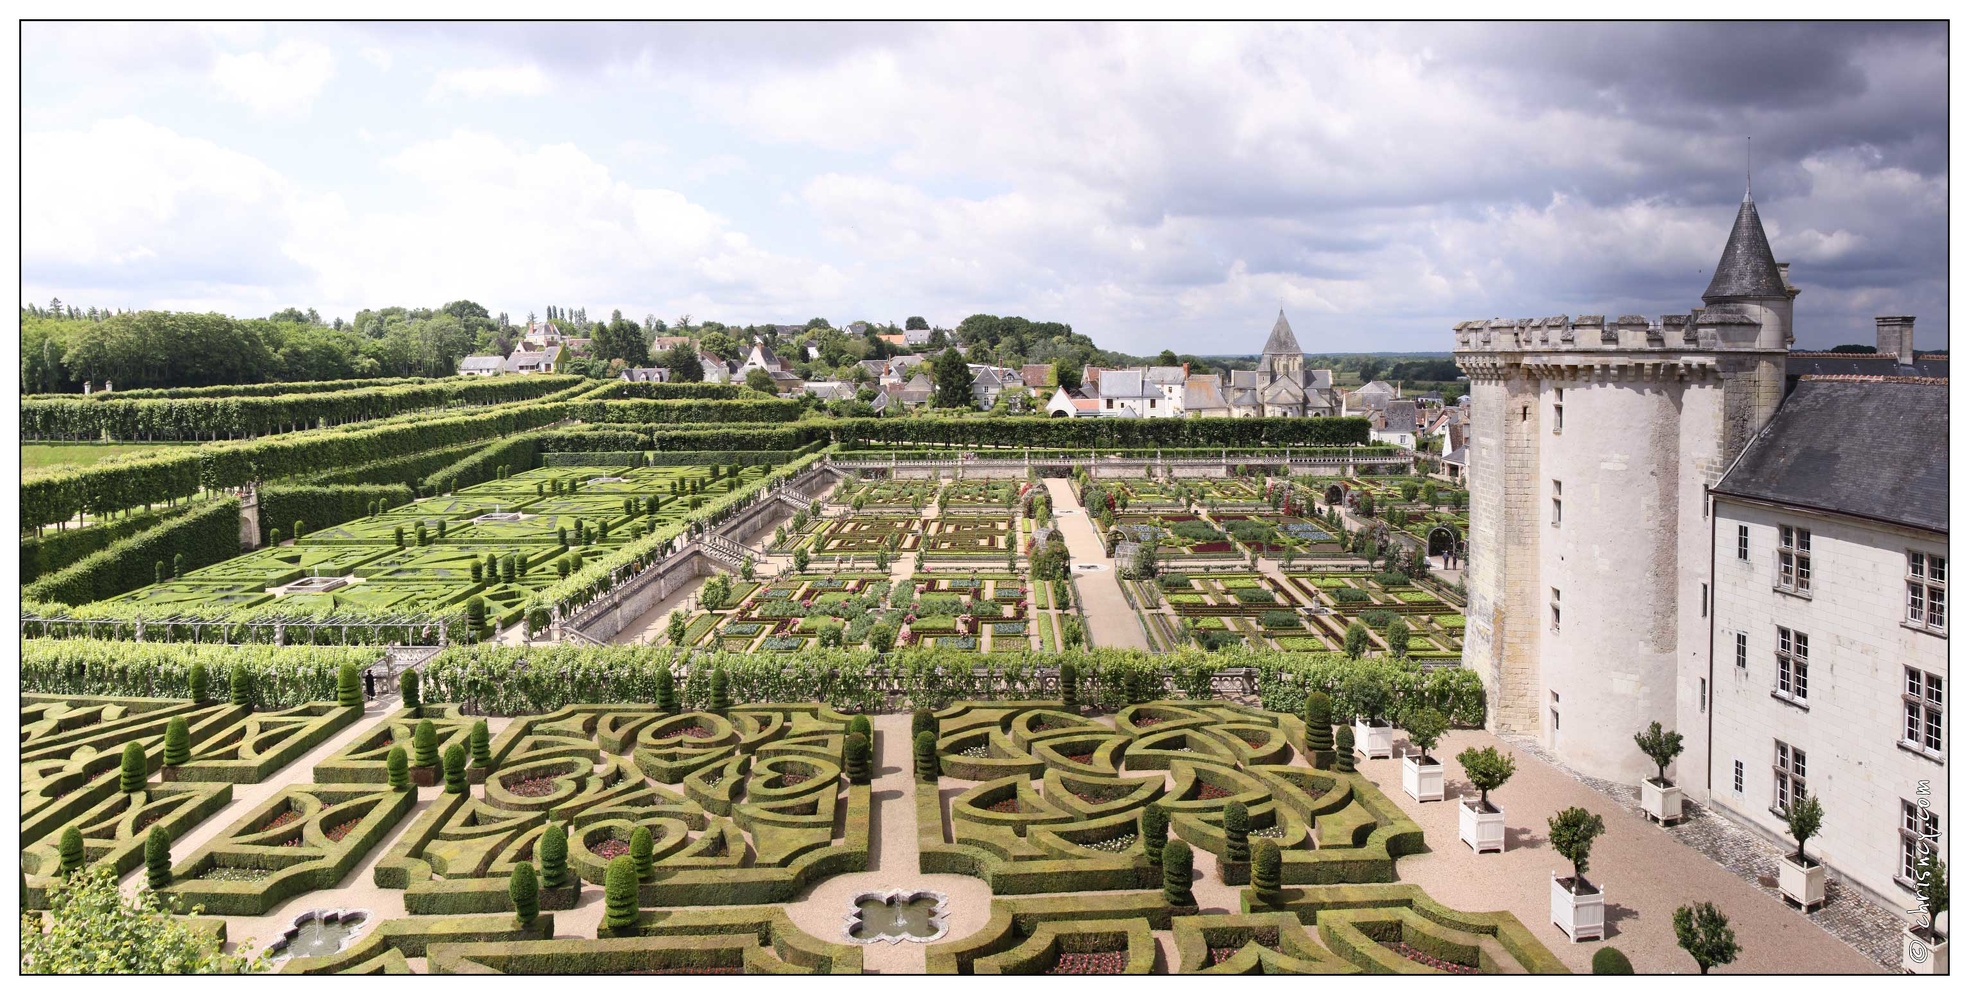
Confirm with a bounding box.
[1900,800,1942,885]
[1550,588,1561,632]
[1776,525,1812,594]
[1732,760,1744,794]
[1551,480,1562,526]
[1735,631,1748,671]
[1773,740,1807,813]
[1907,551,1947,633]
[1552,388,1564,434]
[1737,524,1750,561]
[1775,627,1809,702]
[1903,668,1944,756]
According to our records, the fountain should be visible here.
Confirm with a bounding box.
[843,889,949,944]
[268,909,369,959]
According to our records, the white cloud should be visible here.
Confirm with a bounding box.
[359,47,392,71]
[428,64,549,100]
[210,41,335,116]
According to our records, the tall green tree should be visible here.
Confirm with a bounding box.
[932,347,973,408]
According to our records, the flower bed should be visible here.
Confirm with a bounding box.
[594,839,631,860]
[1382,940,1477,974]
[504,776,557,798]
[324,818,360,843]
[1047,950,1128,975]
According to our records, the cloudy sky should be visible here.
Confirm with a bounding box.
[21,21,1947,353]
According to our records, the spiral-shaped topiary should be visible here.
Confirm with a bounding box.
[1140,804,1170,866]
[337,663,361,708]
[162,717,190,767]
[58,825,84,876]
[540,823,570,888]
[708,667,732,716]
[399,670,420,711]
[844,732,872,785]
[1060,662,1080,713]
[119,742,147,795]
[443,743,467,794]
[1251,839,1282,905]
[601,855,640,931]
[1161,838,1196,907]
[386,746,410,791]
[1303,690,1334,752]
[654,667,677,713]
[509,861,539,926]
[1223,800,1250,863]
[229,665,252,707]
[1334,725,1357,773]
[145,826,172,890]
[630,826,654,880]
[469,720,492,768]
[413,719,439,768]
[188,663,209,704]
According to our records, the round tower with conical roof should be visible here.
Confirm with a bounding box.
[1701,189,1800,352]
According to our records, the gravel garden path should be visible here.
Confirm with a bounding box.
[1042,477,1148,650]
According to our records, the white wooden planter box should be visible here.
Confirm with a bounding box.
[1778,854,1826,911]
[1353,719,1394,760]
[1640,778,1684,825]
[1402,754,1444,802]
[1902,929,1947,975]
[1459,799,1505,853]
[1551,873,1605,943]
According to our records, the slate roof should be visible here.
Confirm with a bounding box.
[621,367,669,382]
[1785,354,1949,380]
[458,355,506,374]
[1261,309,1302,357]
[1379,399,1418,435]
[1145,365,1188,385]
[1703,194,1790,302]
[1442,446,1468,467]
[1712,378,1947,533]
[1096,369,1156,398]
[1182,376,1230,411]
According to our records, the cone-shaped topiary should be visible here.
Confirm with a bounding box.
[413,719,439,768]
[386,746,410,791]
[541,823,570,888]
[1223,800,1250,863]
[229,665,252,707]
[145,826,172,890]
[443,743,467,794]
[844,732,872,785]
[914,730,939,782]
[708,667,731,715]
[601,855,640,931]
[509,861,539,926]
[188,663,209,704]
[337,663,361,708]
[654,667,677,713]
[399,670,420,710]
[911,708,938,741]
[1162,838,1196,907]
[1303,691,1334,752]
[470,720,492,768]
[1334,726,1357,773]
[630,826,654,880]
[1251,838,1282,905]
[1060,662,1079,713]
[119,742,147,795]
[162,717,190,767]
[59,825,85,876]
[1141,804,1170,866]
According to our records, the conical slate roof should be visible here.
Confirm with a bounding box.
[1261,309,1302,357]
[1702,194,1788,303]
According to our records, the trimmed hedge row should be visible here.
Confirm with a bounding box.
[1252,882,1570,974]
[34,375,434,402]
[825,415,1371,448]
[21,501,197,584]
[160,782,416,915]
[279,913,556,974]
[567,398,807,424]
[607,381,752,400]
[303,437,492,487]
[258,483,415,545]
[926,891,1180,974]
[19,640,374,707]
[23,498,242,605]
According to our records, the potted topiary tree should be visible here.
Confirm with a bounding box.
[1547,806,1607,942]
[1400,706,1448,802]
[1777,793,1826,911]
[1633,721,1686,826]
[1902,851,1947,975]
[1455,745,1515,854]
[1344,671,1395,761]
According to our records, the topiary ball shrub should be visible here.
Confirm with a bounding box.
[162,717,190,767]
[336,663,361,708]
[847,714,874,740]
[509,861,539,926]
[630,826,654,881]
[911,708,938,741]
[229,665,252,707]
[386,746,410,791]
[188,663,209,704]
[443,743,468,794]
[119,742,147,795]
[1251,838,1282,905]
[399,670,421,711]
[59,825,85,876]
[1593,947,1635,974]
[601,855,640,932]
[1334,725,1357,773]
[145,825,172,890]
[1222,800,1250,863]
[470,720,492,768]
[541,823,570,888]
[1141,804,1170,866]
[844,732,872,785]
[913,731,938,782]
[413,719,439,769]
[1161,839,1196,908]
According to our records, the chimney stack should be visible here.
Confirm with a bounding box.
[1875,315,1916,366]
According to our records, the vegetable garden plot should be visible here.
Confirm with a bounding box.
[920,516,1015,555]
[940,480,1021,507]
[815,516,923,554]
